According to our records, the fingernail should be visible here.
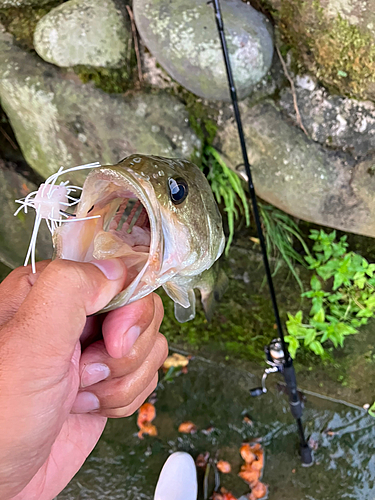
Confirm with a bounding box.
[92,259,125,280]
[122,325,141,356]
[71,392,100,413]
[81,363,110,388]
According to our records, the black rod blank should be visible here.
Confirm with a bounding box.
[211,0,312,465]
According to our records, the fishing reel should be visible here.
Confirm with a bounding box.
[250,338,285,397]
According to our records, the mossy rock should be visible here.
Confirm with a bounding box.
[0,2,61,50]
[266,0,375,100]
[0,26,201,182]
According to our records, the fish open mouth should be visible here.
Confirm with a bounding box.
[55,169,162,306]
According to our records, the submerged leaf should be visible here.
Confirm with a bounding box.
[178,421,197,434]
[249,481,268,500]
[163,353,189,370]
[217,460,232,473]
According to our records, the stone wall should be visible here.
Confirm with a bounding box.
[1,0,375,269]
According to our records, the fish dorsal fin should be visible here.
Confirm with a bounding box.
[163,282,196,323]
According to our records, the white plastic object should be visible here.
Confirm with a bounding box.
[154,452,198,500]
[14,162,103,273]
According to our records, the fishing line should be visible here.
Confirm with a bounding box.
[211,0,313,465]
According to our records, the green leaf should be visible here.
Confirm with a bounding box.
[310,275,321,291]
[365,295,375,310]
[333,273,344,290]
[327,292,343,303]
[285,336,300,358]
[313,307,325,323]
[368,402,375,418]
[335,323,357,336]
[310,296,324,315]
[309,340,325,356]
[304,328,317,346]
[354,276,366,289]
[357,308,374,318]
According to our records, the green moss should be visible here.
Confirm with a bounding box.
[158,257,283,362]
[0,2,62,50]
[272,0,375,99]
[170,88,218,165]
[73,65,135,94]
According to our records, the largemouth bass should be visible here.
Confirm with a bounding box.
[51,154,226,322]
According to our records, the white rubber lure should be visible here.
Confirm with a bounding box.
[154,452,198,500]
[14,162,103,273]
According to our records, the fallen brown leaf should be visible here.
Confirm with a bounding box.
[240,444,256,464]
[250,237,260,244]
[243,416,254,426]
[251,451,264,471]
[137,403,157,439]
[217,460,232,473]
[137,402,156,429]
[202,425,215,435]
[137,422,158,439]
[178,421,197,434]
[249,481,268,500]
[213,488,238,500]
[238,463,261,485]
[163,353,189,370]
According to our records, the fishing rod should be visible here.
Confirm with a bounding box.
[211,0,313,466]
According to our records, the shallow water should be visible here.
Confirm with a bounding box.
[58,357,375,500]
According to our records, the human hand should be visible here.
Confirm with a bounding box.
[0,259,167,500]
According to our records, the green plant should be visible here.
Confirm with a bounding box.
[202,149,311,281]
[285,229,375,358]
[259,203,311,290]
[202,146,250,254]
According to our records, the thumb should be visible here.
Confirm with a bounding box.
[5,258,127,354]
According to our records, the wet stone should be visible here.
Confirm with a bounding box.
[34,0,131,68]
[214,99,375,238]
[133,0,274,101]
[280,82,375,159]
[0,25,201,182]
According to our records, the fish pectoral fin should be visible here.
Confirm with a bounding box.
[163,281,190,308]
[163,282,196,323]
[198,265,228,322]
[174,290,196,323]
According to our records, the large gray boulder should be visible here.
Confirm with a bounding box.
[280,82,375,159]
[0,160,52,269]
[34,0,131,68]
[0,0,51,6]
[0,26,201,182]
[215,100,375,238]
[133,0,274,101]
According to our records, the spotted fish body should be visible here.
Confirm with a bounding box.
[53,154,226,322]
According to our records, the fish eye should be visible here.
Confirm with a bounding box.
[168,177,188,205]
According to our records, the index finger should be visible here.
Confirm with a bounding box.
[0,261,50,326]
